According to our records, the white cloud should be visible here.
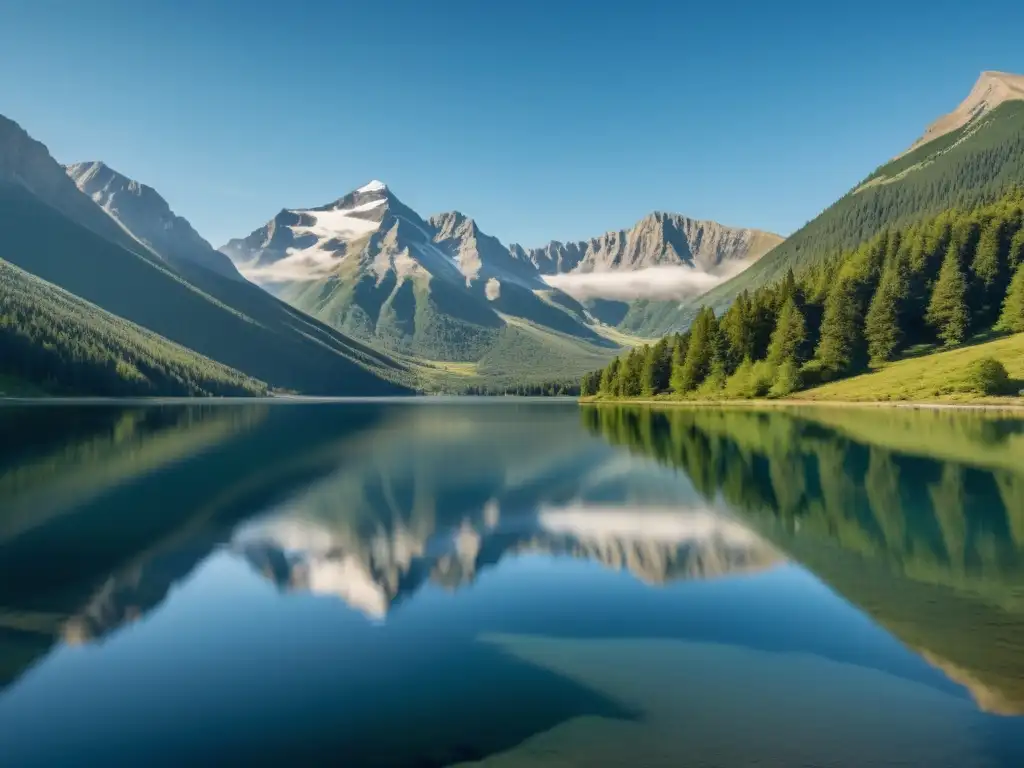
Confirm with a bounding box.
[541,262,753,302]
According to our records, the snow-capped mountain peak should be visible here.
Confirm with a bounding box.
[356,179,388,194]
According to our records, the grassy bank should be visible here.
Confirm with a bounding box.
[581,332,1024,409]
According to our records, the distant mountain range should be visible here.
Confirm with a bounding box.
[218,181,777,369]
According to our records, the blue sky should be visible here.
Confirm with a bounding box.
[2,0,1023,248]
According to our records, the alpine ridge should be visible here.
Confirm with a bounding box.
[65,161,241,280]
[219,182,781,377]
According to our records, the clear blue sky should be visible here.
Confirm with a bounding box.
[2,0,1023,248]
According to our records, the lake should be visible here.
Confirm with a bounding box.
[1,400,1023,766]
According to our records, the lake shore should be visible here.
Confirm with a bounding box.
[578,396,1024,412]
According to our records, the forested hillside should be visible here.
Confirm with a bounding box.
[0,259,266,397]
[582,190,1024,401]
[625,98,1024,337]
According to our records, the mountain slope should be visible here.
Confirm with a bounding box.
[65,161,240,280]
[221,182,614,365]
[0,116,411,395]
[0,259,265,396]
[683,71,1024,327]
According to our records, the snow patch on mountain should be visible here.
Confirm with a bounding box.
[357,179,387,194]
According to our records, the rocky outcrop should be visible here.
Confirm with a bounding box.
[66,161,241,279]
[902,70,1024,155]
[512,212,782,275]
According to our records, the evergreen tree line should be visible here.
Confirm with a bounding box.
[460,380,580,396]
[581,190,1024,399]
[0,260,267,397]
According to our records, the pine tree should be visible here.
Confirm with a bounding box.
[816,278,864,377]
[642,337,671,395]
[677,308,719,392]
[669,333,690,394]
[767,297,807,365]
[927,241,970,346]
[769,358,802,397]
[619,347,645,397]
[721,291,754,370]
[1009,227,1024,270]
[865,252,908,364]
[999,261,1024,333]
[599,358,619,395]
[970,220,1005,325]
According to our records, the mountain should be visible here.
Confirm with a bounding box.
[904,70,1024,155]
[513,212,781,297]
[0,259,265,396]
[220,184,781,378]
[65,161,241,280]
[220,181,617,372]
[0,116,151,258]
[0,114,411,395]
[668,69,1024,333]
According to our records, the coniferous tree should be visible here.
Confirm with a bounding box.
[767,297,808,365]
[769,358,801,397]
[721,291,754,370]
[816,278,864,377]
[642,337,672,395]
[999,261,1024,333]
[579,371,597,397]
[927,241,970,346]
[677,308,720,392]
[970,220,1005,325]
[619,347,645,397]
[864,251,908,364]
[599,358,619,395]
[1009,227,1024,270]
[669,333,690,394]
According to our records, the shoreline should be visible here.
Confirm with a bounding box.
[577,397,1024,413]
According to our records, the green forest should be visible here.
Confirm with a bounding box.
[0,259,267,397]
[581,189,1024,401]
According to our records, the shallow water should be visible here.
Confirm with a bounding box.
[0,400,1022,766]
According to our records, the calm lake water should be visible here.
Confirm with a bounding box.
[1,400,1023,766]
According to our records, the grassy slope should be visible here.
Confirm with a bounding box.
[0,259,266,396]
[628,100,1024,336]
[796,333,1024,404]
[0,183,411,395]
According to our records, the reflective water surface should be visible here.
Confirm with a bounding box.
[1,400,1023,766]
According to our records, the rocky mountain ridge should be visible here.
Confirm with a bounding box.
[66,161,241,279]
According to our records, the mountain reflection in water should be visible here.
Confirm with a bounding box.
[0,400,1022,766]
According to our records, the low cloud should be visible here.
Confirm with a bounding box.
[541,262,753,302]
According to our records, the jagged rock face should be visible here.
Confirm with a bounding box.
[219,181,455,287]
[904,71,1024,156]
[65,161,241,280]
[429,211,544,288]
[514,212,783,275]
[0,116,145,255]
[216,182,602,360]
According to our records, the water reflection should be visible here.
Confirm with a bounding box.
[0,401,1022,765]
[584,404,1024,718]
